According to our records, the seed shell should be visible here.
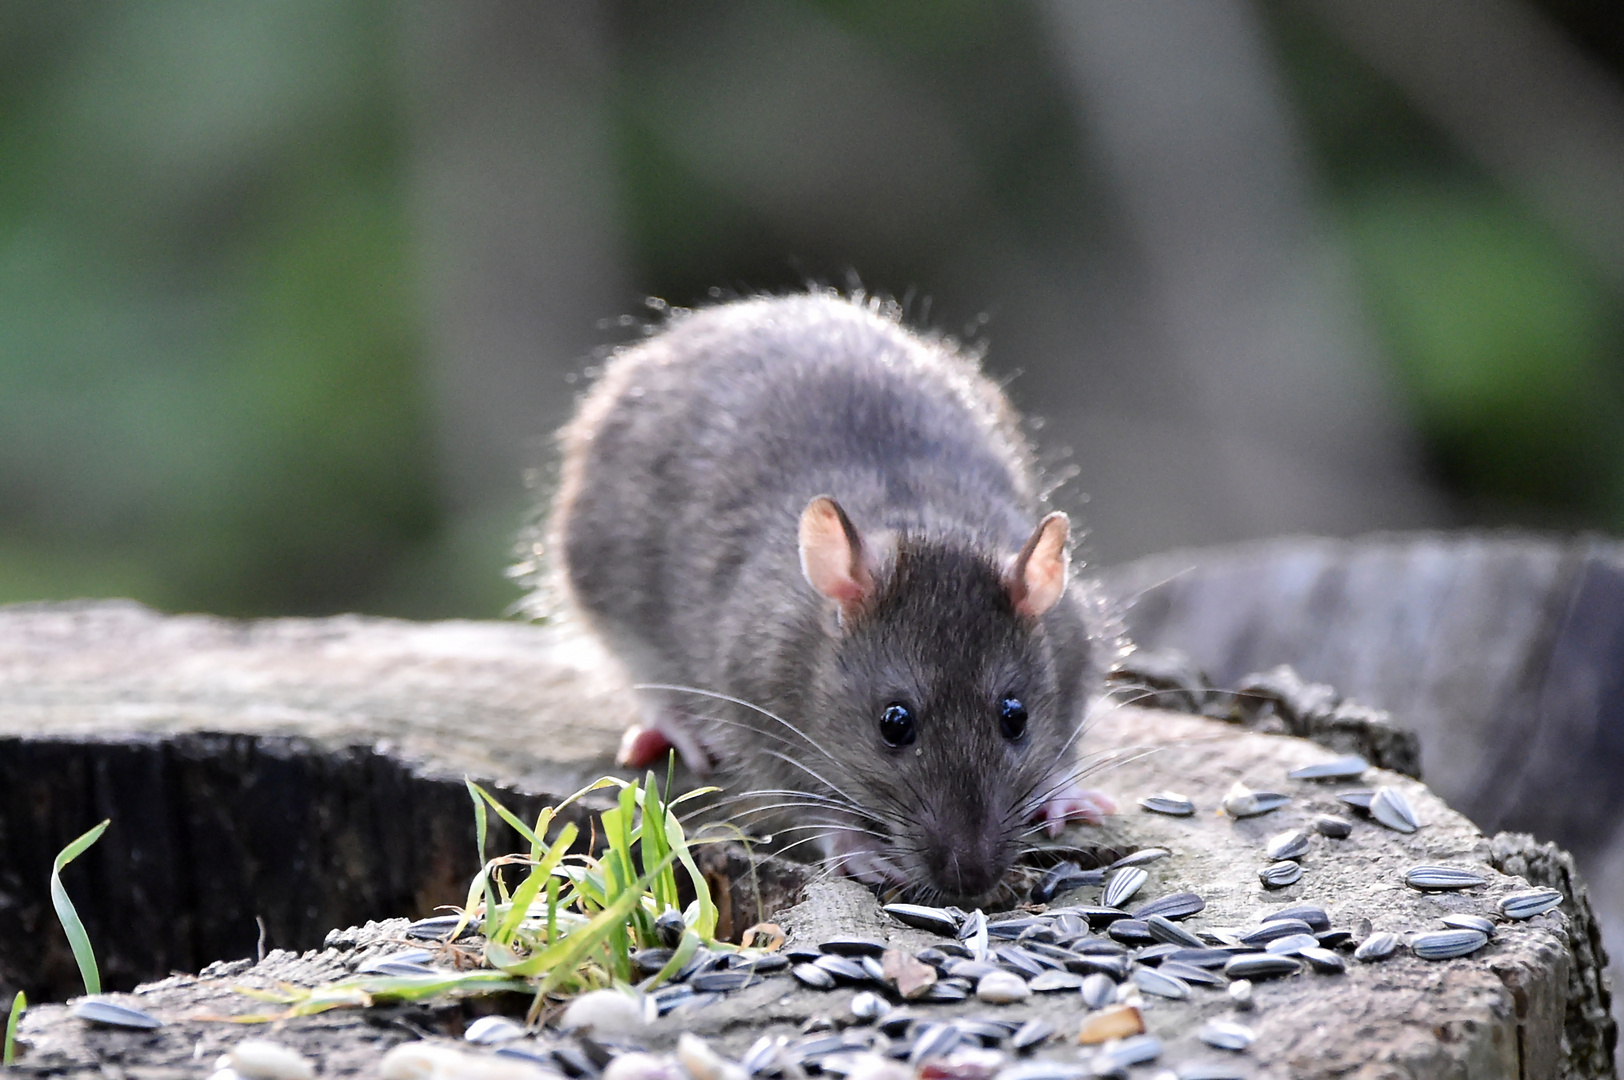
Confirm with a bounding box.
[1221,782,1291,818]
[1108,848,1172,870]
[1337,789,1376,811]
[1264,829,1311,861]
[1197,1019,1255,1051]
[1102,867,1149,908]
[1299,947,1346,973]
[1411,929,1489,960]
[1500,889,1563,919]
[1258,861,1302,888]
[1131,966,1191,1000]
[71,997,163,1030]
[1139,792,1195,816]
[1158,960,1225,987]
[1241,918,1313,945]
[1263,933,1318,955]
[1313,814,1353,838]
[1288,755,1369,781]
[1353,932,1400,962]
[1369,786,1420,833]
[1404,866,1487,891]
[1131,892,1205,921]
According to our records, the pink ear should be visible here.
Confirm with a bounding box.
[799,496,874,609]
[1006,512,1069,619]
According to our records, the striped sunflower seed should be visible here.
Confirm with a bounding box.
[1159,960,1225,987]
[1131,891,1205,921]
[1404,866,1487,891]
[1313,814,1353,838]
[793,963,836,989]
[1411,928,1489,959]
[1131,966,1191,1000]
[1500,889,1563,920]
[1263,933,1319,955]
[1299,947,1346,974]
[1222,782,1291,818]
[1240,919,1312,945]
[1258,861,1303,888]
[1108,848,1172,870]
[1102,867,1149,908]
[1264,829,1311,861]
[1262,904,1330,932]
[1353,932,1400,962]
[1079,972,1117,1009]
[1369,786,1419,833]
[1139,792,1195,816]
[1223,953,1301,980]
[1337,789,1375,811]
[1011,1018,1054,1052]
[1442,914,1496,936]
[1146,915,1206,949]
[883,904,961,936]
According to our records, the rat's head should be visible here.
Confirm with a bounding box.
[795,495,1081,906]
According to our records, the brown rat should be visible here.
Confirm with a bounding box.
[548,291,1118,905]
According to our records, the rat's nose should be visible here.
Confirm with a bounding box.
[923,833,1008,904]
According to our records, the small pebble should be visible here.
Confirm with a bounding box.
[220,1041,316,1080]
[1227,979,1254,1010]
[1075,1004,1144,1045]
[975,971,1031,1004]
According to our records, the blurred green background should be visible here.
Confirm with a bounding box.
[2,0,1621,619]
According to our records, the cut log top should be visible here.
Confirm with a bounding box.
[0,601,1611,1080]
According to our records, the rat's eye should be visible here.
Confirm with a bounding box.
[999,697,1028,741]
[879,703,916,748]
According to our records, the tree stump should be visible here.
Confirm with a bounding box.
[0,599,1613,1079]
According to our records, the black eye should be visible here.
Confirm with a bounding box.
[999,697,1028,741]
[879,703,916,748]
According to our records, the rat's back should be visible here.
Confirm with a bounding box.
[553,292,1041,682]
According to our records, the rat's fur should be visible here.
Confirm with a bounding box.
[551,292,1112,904]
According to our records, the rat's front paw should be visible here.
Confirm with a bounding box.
[1034,780,1117,837]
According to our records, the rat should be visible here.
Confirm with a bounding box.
[548,291,1119,905]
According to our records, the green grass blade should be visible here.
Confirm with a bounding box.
[638,928,699,991]
[50,820,109,996]
[494,822,578,944]
[4,990,25,1067]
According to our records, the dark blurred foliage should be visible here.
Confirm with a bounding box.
[1,0,1621,617]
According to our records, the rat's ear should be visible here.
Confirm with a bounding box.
[1006,511,1069,619]
[799,496,876,612]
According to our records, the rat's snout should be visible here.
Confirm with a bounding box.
[920,825,1010,905]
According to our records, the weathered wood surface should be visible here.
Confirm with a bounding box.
[1100,531,1624,1057]
[0,599,1614,1078]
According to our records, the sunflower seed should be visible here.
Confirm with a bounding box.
[1032,863,1098,904]
[1177,1064,1248,1080]
[1131,892,1205,921]
[358,958,441,977]
[1134,943,1180,964]
[959,908,986,940]
[1241,918,1312,945]
[1050,912,1088,938]
[1258,861,1302,888]
[975,971,1031,1004]
[966,911,990,959]
[1299,947,1347,974]
[1500,889,1563,919]
[861,956,888,981]
[1353,932,1400,962]
[1102,867,1148,908]
[1079,972,1117,1009]
[71,997,163,1029]
[1411,929,1489,960]
[1264,829,1311,862]
[1107,919,1154,945]
[1071,953,1132,980]
[1146,915,1206,949]
[1010,1018,1053,1053]
[1441,914,1496,936]
[1315,930,1353,949]
[1404,866,1486,891]
[1197,1019,1255,1051]
[1223,954,1301,980]
[822,937,888,957]
[1108,848,1172,870]
[1158,960,1225,987]
[1131,966,1191,1000]
[988,918,1051,940]
[1076,905,1133,928]
[1139,792,1195,816]
[813,955,870,982]
[1164,948,1231,969]
[740,953,789,974]
[883,904,961,936]
[1221,782,1291,818]
[1100,1034,1162,1069]
[947,959,1001,981]
[405,915,476,941]
[991,948,1045,980]
[1369,786,1419,833]
[691,970,757,992]
[1262,904,1331,932]
[921,979,972,1003]
[1263,934,1319,955]
[910,1024,963,1064]
[1313,814,1353,838]
[1288,755,1369,781]
[1027,970,1085,993]
[786,945,824,963]
[1337,789,1376,811]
